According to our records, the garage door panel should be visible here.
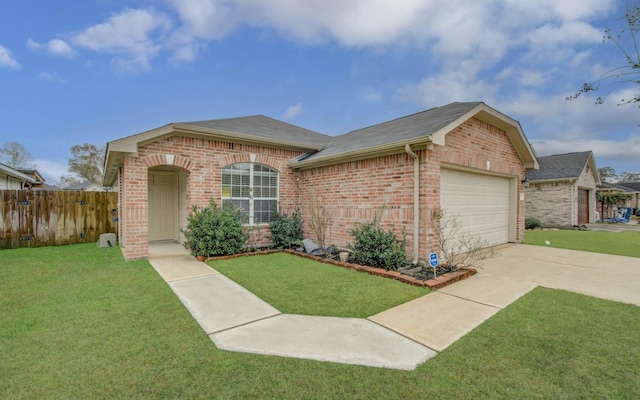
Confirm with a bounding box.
[440,169,511,247]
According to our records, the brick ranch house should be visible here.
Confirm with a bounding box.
[525,151,600,227]
[103,102,539,261]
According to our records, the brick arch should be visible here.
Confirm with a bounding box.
[141,154,194,172]
[219,153,284,171]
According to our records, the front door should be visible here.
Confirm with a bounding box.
[148,171,176,241]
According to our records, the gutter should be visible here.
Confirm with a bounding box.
[405,144,420,265]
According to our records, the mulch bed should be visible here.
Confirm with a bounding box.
[204,249,476,290]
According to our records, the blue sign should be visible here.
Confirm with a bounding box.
[429,252,439,267]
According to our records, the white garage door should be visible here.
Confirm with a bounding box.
[440,168,511,247]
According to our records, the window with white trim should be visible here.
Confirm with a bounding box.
[221,163,278,224]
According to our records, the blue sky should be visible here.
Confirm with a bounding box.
[1,0,638,184]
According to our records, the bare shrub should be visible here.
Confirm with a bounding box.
[431,209,495,270]
[305,190,333,257]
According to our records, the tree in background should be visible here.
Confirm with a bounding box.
[68,143,105,183]
[597,166,640,183]
[598,166,618,182]
[59,175,82,188]
[619,171,640,182]
[0,141,34,169]
[567,6,639,106]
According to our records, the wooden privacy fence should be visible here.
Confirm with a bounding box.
[0,190,118,249]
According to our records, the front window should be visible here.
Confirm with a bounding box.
[222,163,278,224]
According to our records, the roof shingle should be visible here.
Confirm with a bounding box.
[526,151,594,181]
[180,115,330,149]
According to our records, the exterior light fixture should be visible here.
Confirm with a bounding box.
[521,177,530,188]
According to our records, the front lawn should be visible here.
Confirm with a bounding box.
[524,229,640,258]
[210,252,428,318]
[2,244,640,398]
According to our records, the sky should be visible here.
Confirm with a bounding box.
[1,0,639,185]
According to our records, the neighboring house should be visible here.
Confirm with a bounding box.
[62,181,106,191]
[597,182,640,218]
[525,151,600,227]
[103,101,539,260]
[617,182,640,210]
[17,169,59,190]
[0,163,37,189]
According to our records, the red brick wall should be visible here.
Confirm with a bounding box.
[119,135,304,259]
[297,117,527,262]
[118,117,527,260]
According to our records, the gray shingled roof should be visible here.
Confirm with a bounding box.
[300,102,483,161]
[179,115,330,149]
[617,182,640,191]
[526,151,593,181]
[598,182,637,192]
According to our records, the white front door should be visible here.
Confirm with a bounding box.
[148,171,176,242]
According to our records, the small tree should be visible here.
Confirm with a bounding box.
[181,199,249,257]
[597,192,631,220]
[431,209,495,270]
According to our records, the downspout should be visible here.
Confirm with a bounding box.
[405,144,419,265]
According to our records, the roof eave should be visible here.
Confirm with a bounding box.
[102,123,327,186]
[471,105,539,170]
[0,164,37,183]
[587,153,601,185]
[289,138,433,170]
[172,124,327,152]
[528,177,580,184]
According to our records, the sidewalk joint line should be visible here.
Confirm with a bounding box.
[208,312,283,335]
[438,291,503,310]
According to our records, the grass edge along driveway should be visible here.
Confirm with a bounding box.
[1,243,639,398]
[209,252,428,318]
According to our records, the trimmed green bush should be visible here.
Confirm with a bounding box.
[181,199,249,257]
[347,214,406,270]
[525,217,541,230]
[268,208,304,249]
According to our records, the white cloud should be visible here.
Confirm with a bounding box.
[395,71,496,106]
[36,72,67,84]
[0,44,21,69]
[33,159,70,184]
[27,38,75,57]
[71,8,171,72]
[359,88,382,103]
[283,102,303,119]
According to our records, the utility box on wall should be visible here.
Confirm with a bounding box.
[98,233,117,248]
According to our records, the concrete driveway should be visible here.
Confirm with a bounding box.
[478,244,640,307]
[369,243,640,352]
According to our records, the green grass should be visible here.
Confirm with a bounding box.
[2,244,640,398]
[209,252,428,317]
[525,229,640,258]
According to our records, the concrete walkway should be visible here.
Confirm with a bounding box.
[148,242,640,370]
[148,243,436,370]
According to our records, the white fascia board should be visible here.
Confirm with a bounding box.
[0,163,37,183]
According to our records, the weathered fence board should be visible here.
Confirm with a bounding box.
[0,190,118,249]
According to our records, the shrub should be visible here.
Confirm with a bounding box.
[181,199,249,257]
[432,209,494,270]
[525,217,541,230]
[268,208,304,249]
[347,214,406,270]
